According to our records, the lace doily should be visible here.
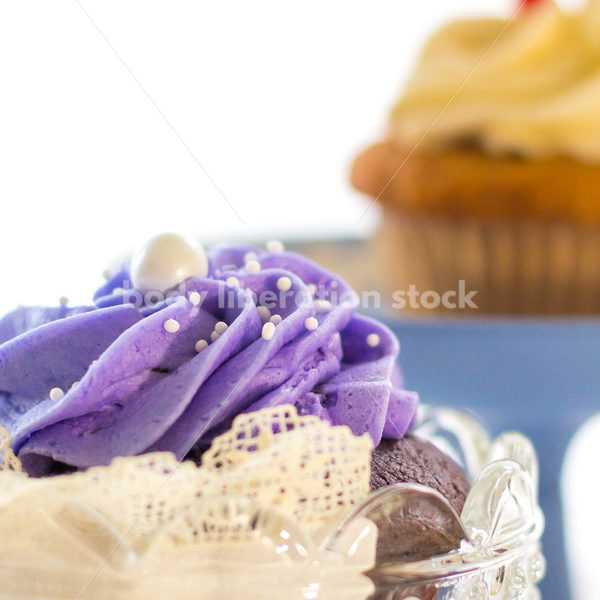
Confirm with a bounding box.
[201,406,371,523]
[0,407,372,547]
[0,425,21,472]
[0,408,375,599]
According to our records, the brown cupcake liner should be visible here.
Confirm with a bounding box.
[373,209,600,315]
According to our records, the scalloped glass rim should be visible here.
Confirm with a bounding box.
[321,404,545,586]
[327,481,544,583]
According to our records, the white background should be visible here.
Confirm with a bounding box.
[0,0,519,310]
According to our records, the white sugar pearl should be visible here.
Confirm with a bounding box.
[226,276,240,288]
[262,322,276,340]
[314,299,332,312]
[270,314,282,325]
[277,276,292,292]
[102,268,113,280]
[266,240,284,253]
[130,233,208,294]
[214,321,228,334]
[305,317,318,331]
[195,339,208,353]
[307,283,317,296]
[210,330,220,342]
[245,259,261,274]
[244,251,258,263]
[70,381,79,390]
[59,296,69,306]
[164,319,180,333]
[188,291,201,306]
[49,387,64,401]
[366,333,381,347]
[257,306,271,323]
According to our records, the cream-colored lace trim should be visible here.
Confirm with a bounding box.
[0,407,372,549]
[202,406,372,524]
[0,408,376,599]
[0,425,21,472]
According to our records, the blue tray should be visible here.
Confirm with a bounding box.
[387,318,600,600]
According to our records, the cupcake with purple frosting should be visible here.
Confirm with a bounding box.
[0,234,469,544]
[0,234,548,600]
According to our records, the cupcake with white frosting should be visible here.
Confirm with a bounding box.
[352,0,600,314]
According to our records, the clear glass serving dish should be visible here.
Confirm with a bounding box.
[0,406,544,600]
[336,406,546,600]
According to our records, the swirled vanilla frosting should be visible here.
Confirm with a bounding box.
[390,0,600,162]
[0,241,418,476]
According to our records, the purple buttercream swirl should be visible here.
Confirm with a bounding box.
[0,245,419,476]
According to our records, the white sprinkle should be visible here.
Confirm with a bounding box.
[266,240,284,253]
[164,319,180,333]
[49,387,64,401]
[59,296,69,306]
[214,321,228,334]
[257,306,271,323]
[188,291,201,306]
[270,314,282,325]
[112,287,124,295]
[195,339,208,353]
[366,333,381,348]
[244,251,258,263]
[102,268,113,280]
[314,299,332,312]
[277,276,292,292]
[226,276,240,288]
[262,321,276,340]
[70,381,79,390]
[305,317,318,331]
[245,259,261,274]
[210,330,220,342]
[307,283,317,296]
